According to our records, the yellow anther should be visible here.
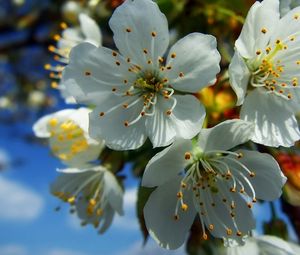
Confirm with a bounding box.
[99,112,105,117]
[176,192,183,199]
[174,214,179,221]
[48,118,58,127]
[181,204,188,211]
[227,228,232,235]
[53,34,61,41]
[96,208,103,216]
[256,50,262,55]
[60,22,68,29]
[115,61,121,66]
[44,64,51,70]
[294,14,300,19]
[171,53,176,58]
[151,31,157,37]
[202,233,208,240]
[124,121,129,127]
[249,172,255,177]
[84,71,91,76]
[209,224,214,230]
[48,45,56,52]
[58,153,68,160]
[261,28,267,34]
[237,231,242,237]
[237,152,243,159]
[166,109,172,115]
[89,199,97,206]
[247,202,253,209]
[51,82,58,89]
[179,72,184,78]
[184,152,192,160]
[67,196,76,204]
[126,28,132,33]
[112,51,117,57]
[288,93,292,99]
[181,182,187,189]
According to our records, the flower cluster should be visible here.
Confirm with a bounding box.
[33,0,300,252]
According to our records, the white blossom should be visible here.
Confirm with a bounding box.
[46,13,102,103]
[229,0,300,147]
[51,166,123,233]
[142,120,286,249]
[62,0,221,150]
[33,107,104,167]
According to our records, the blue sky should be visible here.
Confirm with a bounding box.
[0,113,297,255]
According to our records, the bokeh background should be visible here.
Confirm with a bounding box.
[1,0,300,254]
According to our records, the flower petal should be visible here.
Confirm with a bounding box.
[228,51,251,106]
[33,109,77,137]
[241,89,300,147]
[145,97,177,148]
[235,150,287,201]
[144,176,196,250]
[89,94,147,150]
[142,139,192,187]
[198,119,254,152]
[79,13,102,46]
[170,95,206,139]
[62,42,136,105]
[103,170,124,215]
[235,0,280,58]
[109,0,169,68]
[164,33,221,93]
[257,235,295,255]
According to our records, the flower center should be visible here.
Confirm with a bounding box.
[173,149,257,240]
[247,38,297,100]
[48,118,88,161]
[52,170,106,229]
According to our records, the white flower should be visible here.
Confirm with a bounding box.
[33,107,104,167]
[229,0,300,147]
[46,13,102,103]
[141,120,286,250]
[62,0,221,150]
[226,235,299,255]
[51,166,123,233]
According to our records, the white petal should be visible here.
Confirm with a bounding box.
[103,170,124,215]
[198,119,254,152]
[228,50,251,106]
[235,150,287,201]
[144,176,196,250]
[241,89,300,147]
[271,6,300,42]
[226,239,259,255]
[62,42,136,105]
[142,139,192,187]
[109,0,169,68]
[257,235,296,255]
[164,33,221,93]
[79,13,102,46]
[235,0,280,58]
[170,95,206,140]
[203,180,255,240]
[89,94,147,150]
[33,109,77,137]
[145,97,177,148]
